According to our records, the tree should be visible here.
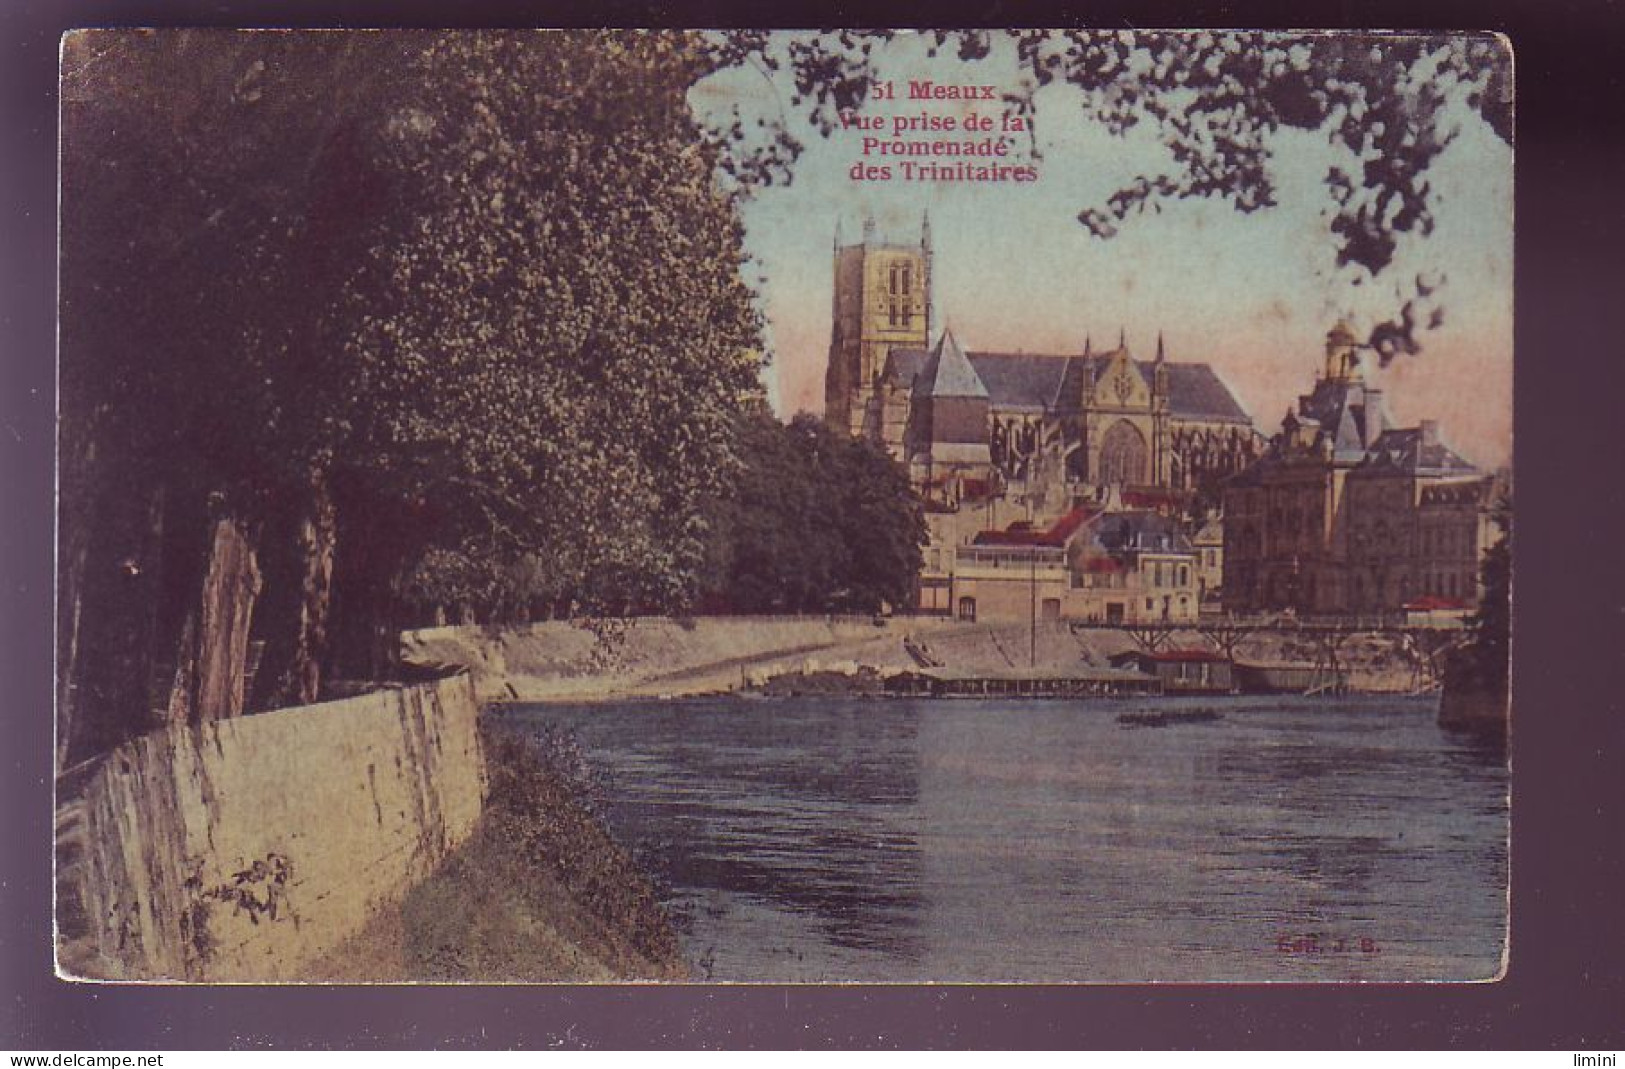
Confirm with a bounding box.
[58,31,768,762]
[337,33,764,637]
[59,30,397,754]
[1450,486,1511,698]
[700,409,925,614]
[708,30,1512,359]
[835,429,930,612]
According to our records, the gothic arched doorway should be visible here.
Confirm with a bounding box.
[1098,419,1148,486]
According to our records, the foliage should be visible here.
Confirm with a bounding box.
[1441,486,1510,699]
[701,409,926,614]
[58,30,767,754]
[58,28,1500,754]
[1451,488,1511,695]
[59,30,396,743]
[387,722,685,981]
[336,32,767,625]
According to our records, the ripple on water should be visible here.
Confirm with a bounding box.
[507,694,1508,982]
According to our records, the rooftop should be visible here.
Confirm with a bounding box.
[1353,426,1478,478]
[973,506,1095,548]
[914,329,988,400]
[883,345,1251,424]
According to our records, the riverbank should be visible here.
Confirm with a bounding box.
[305,722,686,982]
[401,616,1437,704]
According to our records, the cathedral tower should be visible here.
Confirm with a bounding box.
[824,213,933,439]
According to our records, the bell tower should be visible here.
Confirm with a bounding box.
[824,212,933,439]
[1323,321,1364,382]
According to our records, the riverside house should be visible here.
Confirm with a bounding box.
[922,506,1201,625]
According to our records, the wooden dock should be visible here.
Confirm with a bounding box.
[885,666,1162,698]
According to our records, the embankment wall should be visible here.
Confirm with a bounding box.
[401,616,966,702]
[56,673,486,982]
[398,616,1426,700]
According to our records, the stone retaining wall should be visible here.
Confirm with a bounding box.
[56,672,486,981]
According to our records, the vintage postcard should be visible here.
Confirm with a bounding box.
[54,29,1512,983]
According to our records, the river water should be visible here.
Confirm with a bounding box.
[504,695,1507,983]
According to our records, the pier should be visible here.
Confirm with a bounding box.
[886,666,1162,698]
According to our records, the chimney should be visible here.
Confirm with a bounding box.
[1363,387,1385,445]
[1419,419,1439,447]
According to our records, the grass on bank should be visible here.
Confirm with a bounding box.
[309,722,687,982]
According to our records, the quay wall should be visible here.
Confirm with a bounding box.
[400,616,969,702]
[56,673,486,981]
[402,616,1426,702]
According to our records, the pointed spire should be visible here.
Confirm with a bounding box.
[921,208,932,247]
[834,216,843,250]
[1155,330,1166,363]
[1083,334,1092,356]
[1118,325,1126,350]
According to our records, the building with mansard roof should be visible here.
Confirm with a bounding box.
[1222,323,1500,615]
[823,215,1261,513]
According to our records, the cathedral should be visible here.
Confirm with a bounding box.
[823,216,1260,511]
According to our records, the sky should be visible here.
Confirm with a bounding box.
[691,32,1513,469]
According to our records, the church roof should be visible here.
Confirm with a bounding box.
[967,353,1070,411]
[882,347,1251,423]
[915,330,989,399]
[1353,427,1477,477]
[881,347,928,387]
[922,441,992,465]
[1158,362,1251,424]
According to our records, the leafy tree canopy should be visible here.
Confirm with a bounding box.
[704,29,1512,362]
[57,30,776,754]
[701,409,926,615]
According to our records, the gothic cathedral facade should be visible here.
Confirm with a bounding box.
[823,217,1260,509]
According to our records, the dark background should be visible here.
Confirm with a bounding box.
[3,0,1621,1050]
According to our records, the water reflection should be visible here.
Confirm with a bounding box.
[510,694,1508,982]
[545,701,927,964]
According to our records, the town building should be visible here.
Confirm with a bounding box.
[1223,323,1499,615]
[925,506,1201,625]
[1190,517,1225,609]
[1108,648,1235,694]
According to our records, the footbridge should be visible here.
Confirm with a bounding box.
[1069,612,1472,692]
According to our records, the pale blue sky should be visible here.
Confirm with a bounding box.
[692,31,1513,467]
